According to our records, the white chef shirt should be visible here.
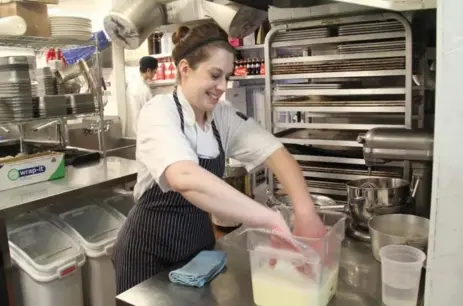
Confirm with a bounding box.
[125,77,154,138]
[134,88,283,200]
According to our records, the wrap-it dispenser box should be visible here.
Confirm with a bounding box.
[0,152,65,191]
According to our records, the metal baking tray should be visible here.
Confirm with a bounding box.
[66,93,94,108]
[298,162,402,178]
[274,27,330,42]
[338,21,403,36]
[276,84,343,90]
[0,56,29,66]
[32,96,68,117]
[276,128,360,140]
[272,99,406,107]
[272,57,405,75]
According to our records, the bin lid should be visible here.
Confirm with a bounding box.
[55,204,123,257]
[7,213,85,282]
[96,190,133,220]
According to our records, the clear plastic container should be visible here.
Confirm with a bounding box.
[379,245,426,306]
[95,188,135,220]
[224,208,346,306]
[39,200,124,306]
[6,212,86,306]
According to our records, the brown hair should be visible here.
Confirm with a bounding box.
[172,22,235,69]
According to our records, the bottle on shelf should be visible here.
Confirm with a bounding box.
[153,33,161,55]
[259,58,265,75]
[156,58,165,80]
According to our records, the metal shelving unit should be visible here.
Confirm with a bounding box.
[0,35,106,155]
[264,13,417,200]
[0,35,94,49]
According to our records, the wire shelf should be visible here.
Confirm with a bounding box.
[0,35,94,50]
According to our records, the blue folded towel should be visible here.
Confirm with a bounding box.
[168,250,227,288]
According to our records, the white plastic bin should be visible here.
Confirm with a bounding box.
[40,202,124,306]
[6,212,86,306]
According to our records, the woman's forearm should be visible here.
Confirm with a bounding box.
[264,147,317,215]
[165,161,279,229]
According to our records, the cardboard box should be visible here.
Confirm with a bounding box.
[0,1,50,37]
[0,152,65,191]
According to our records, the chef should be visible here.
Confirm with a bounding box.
[124,56,158,138]
[111,23,326,294]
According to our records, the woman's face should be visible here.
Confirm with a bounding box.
[180,48,234,113]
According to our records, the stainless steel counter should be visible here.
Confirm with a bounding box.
[0,156,138,219]
[116,237,425,306]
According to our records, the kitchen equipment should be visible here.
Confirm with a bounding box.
[212,163,251,230]
[368,214,429,262]
[201,1,267,38]
[32,95,68,118]
[0,56,33,122]
[6,212,86,306]
[346,177,416,242]
[103,0,166,50]
[357,128,433,165]
[0,16,27,36]
[66,93,98,115]
[379,245,426,306]
[223,209,346,306]
[35,67,57,96]
[49,16,92,41]
[39,201,124,306]
[266,191,346,212]
[357,127,434,218]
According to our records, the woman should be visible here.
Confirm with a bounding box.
[112,22,326,294]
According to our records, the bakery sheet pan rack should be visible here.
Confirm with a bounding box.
[264,12,417,198]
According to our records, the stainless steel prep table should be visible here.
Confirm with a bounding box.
[116,236,425,306]
[0,156,139,306]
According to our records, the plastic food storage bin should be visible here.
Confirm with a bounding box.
[95,188,135,219]
[6,212,86,306]
[39,201,125,306]
[224,209,346,306]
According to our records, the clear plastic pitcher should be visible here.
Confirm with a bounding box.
[379,245,426,306]
[223,208,346,306]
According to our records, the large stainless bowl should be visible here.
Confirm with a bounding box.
[368,214,429,262]
[346,177,411,229]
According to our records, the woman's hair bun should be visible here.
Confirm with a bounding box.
[172,26,190,45]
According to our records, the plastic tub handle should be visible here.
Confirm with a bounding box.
[58,262,78,278]
[105,244,114,256]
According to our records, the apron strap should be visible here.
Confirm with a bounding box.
[172,88,185,133]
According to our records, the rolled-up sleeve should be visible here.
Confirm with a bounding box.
[137,96,198,191]
[215,103,283,172]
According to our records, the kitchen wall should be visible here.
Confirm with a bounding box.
[425,0,463,304]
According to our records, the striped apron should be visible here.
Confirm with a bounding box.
[112,89,225,294]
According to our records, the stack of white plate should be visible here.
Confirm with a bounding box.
[49,16,92,41]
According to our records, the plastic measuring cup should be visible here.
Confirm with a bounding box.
[379,245,426,306]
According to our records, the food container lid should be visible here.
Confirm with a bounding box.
[7,212,85,282]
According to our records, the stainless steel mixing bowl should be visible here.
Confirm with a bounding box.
[368,214,429,262]
[346,177,412,230]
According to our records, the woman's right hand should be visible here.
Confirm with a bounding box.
[268,210,319,278]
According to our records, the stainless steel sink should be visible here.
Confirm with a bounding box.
[67,117,137,160]
[105,138,136,160]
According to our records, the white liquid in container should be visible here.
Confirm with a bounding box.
[251,261,338,306]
